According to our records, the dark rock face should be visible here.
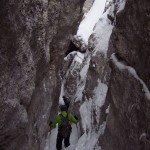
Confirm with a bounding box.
[102,0,150,149]
[108,0,150,89]
[102,59,150,150]
[0,0,85,150]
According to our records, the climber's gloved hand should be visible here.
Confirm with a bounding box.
[74,116,78,120]
[49,121,52,126]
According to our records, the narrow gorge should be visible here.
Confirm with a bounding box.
[0,0,150,150]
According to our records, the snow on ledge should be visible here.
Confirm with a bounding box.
[77,0,106,44]
[111,53,150,100]
[139,132,147,141]
[117,0,126,13]
[74,52,85,64]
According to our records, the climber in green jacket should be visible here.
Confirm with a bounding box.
[49,105,79,150]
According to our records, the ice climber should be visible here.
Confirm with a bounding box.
[49,105,79,150]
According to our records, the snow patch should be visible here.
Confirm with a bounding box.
[80,56,90,80]
[59,81,65,105]
[77,0,106,44]
[77,52,84,60]
[111,54,150,100]
[117,0,126,13]
[64,51,77,61]
[106,104,110,114]
[75,132,99,150]
[139,132,147,141]
[74,55,91,102]
[44,127,58,150]
[74,121,106,150]
[44,124,80,150]
[93,80,108,107]
[77,56,90,100]
[74,52,84,64]
[80,100,92,132]
[92,6,113,57]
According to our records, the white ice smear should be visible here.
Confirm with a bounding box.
[77,0,106,44]
[76,79,108,150]
[75,132,99,150]
[80,100,92,132]
[95,81,108,127]
[92,7,113,57]
[106,104,110,114]
[74,52,85,64]
[139,132,147,141]
[64,51,77,61]
[111,54,150,100]
[117,0,126,13]
[59,81,65,105]
[80,56,90,80]
[93,80,108,107]
[75,121,106,150]
[75,56,91,102]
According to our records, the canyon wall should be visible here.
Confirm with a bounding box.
[0,0,85,150]
[101,0,150,149]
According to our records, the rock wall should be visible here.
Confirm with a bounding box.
[83,0,95,13]
[0,0,85,150]
[101,0,150,149]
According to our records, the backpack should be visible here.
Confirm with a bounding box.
[59,113,72,138]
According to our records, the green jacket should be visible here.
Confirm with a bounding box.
[50,111,78,128]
